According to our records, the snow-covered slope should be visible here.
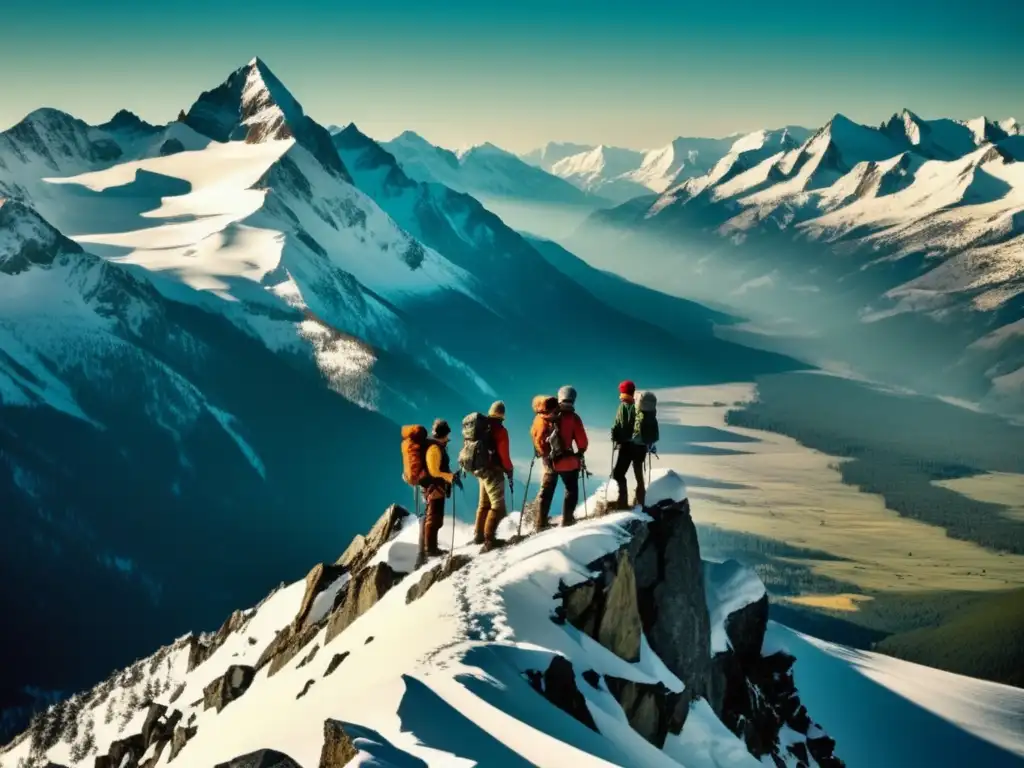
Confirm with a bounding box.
[382,132,607,208]
[1,472,858,768]
[521,141,596,171]
[571,109,1024,413]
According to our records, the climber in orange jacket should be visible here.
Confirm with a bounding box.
[531,386,589,530]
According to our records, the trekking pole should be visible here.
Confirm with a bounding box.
[449,475,457,566]
[580,456,591,519]
[517,457,535,538]
[415,487,424,562]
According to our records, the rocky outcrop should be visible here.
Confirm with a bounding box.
[557,498,711,732]
[604,676,681,748]
[525,656,598,732]
[705,559,844,767]
[213,749,302,767]
[336,505,409,572]
[188,609,251,672]
[168,724,197,761]
[405,554,472,603]
[96,733,144,768]
[325,562,398,643]
[319,719,359,767]
[203,665,255,713]
[249,506,409,678]
[293,562,349,631]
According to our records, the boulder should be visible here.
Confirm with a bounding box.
[319,719,359,767]
[335,505,409,573]
[213,749,302,767]
[326,562,398,643]
[168,725,197,762]
[604,676,682,748]
[203,665,255,713]
[293,562,349,631]
[526,655,598,732]
[405,554,472,603]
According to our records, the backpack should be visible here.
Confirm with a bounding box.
[635,391,659,446]
[401,425,429,486]
[544,413,572,462]
[458,412,495,477]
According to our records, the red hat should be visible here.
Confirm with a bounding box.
[619,380,636,395]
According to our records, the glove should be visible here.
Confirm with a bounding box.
[453,474,464,490]
[506,467,514,480]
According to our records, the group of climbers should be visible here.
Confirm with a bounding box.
[401,381,658,565]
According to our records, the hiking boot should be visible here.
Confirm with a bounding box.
[426,547,448,558]
[473,533,485,545]
[561,515,576,528]
[480,537,508,553]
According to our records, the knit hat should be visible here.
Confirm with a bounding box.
[558,385,577,404]
[432,419,451,439]
[488,400,506,419]
[619,380,636,396]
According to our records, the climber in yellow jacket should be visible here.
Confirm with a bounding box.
[420,419,461,564]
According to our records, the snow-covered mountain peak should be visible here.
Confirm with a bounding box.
[522,140,596,170]
[0,197,83,273]
[0,108,123,176]
[182,57,349,179]
[98,109,160,136]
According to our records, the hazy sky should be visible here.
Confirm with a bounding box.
[2,0,1021,153]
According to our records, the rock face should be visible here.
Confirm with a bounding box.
[525,656,598,732]
[293,562,349,630]
[604,676,681,748]
[559,498,711,731]
[336,505,409,572]
[168,724,197,761]
[213,749,302,767]
[319,719,359,767]
[554,498,842,764]
[405,554,472,603]
[188,609,251,672]
[203,665,256,713]
[325,562,398,643]
[705,559,845,768]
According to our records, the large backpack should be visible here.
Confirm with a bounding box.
[401,425,429,486]
[458,412,495,477]
[635,391,660,447]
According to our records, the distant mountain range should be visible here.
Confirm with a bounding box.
[567,109,1024,414]
[520,129,815,203]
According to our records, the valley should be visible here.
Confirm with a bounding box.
[577,375,1024,688]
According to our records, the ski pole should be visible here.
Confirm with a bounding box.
[415,487,425,562]
[517,457,535,538]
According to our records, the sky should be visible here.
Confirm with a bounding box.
[1,0,1021,153]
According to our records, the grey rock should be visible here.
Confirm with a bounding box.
[405,554,472,603]
[326,562,398,643]
[214,749,302,767]
[605,676,681,748]
[203,665,255,713]
[319,719,359,767]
